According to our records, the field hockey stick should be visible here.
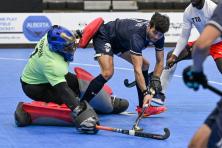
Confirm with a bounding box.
[96,125,170,140]
[132,103,149,131]
[132,91,156,131]
[204,83,222,96]
[124,52,191,88]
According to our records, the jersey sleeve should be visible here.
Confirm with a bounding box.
[182,9,192,30]
[154,36,164,51]
[207,3,222,33]
[129,34,145,56]
[173,10,192,57]
[43,61,68,86]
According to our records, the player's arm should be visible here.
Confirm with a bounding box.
[129,34,148,93]
[142,36,165,94]
[130,35,155,104]
[131,54,147,94]
[131,54,153,105]
[53,82,79,110]
[172,28,191,57]
[147,48,164,95]
[153,49,164,77]
[153,36,165,77]
[193,3,222,72]
[192,25,220,72]
[130,34,151,91]
[167,11,192,68]
[172,11,192,57]
[53,81,100,134]
[45,65,99,134]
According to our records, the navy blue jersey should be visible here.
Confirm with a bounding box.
[208,2,222,35]
[104,18,165,55]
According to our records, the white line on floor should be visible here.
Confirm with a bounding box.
[1,57,222,86]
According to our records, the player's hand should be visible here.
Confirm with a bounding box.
[142,88,155,107]
[166,54,177,68]
[143,95,152,107]
[183,66,208,91]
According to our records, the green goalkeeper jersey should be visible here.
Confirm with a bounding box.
[21,34,69,86]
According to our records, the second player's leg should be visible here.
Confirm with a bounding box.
[160,45,192,105]
[215,58,222,74]
[209,41,222,74]
[188,124,211,148]
[81,54,114,102]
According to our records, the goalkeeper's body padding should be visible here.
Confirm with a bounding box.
[75,67,128,114]
[15,67,128,126]
[78,17,104,48]
[15,101,73,126]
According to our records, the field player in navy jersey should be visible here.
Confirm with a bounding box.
[81,12,170,116]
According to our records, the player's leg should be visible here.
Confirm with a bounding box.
[155,49,177,106]
[81,54,114,102]
[215,58,222,74]
[81,24,114,103]
[16,80,70,126]
[207,99,222,148]
[20,80,63,104]
[19,80,99,132]
[74,67,129,114]
[82,54,130,114]
[156,43,193,106]
[210,41,222,74]
[208,123,222,148]
[188,124,211,148]
[189,99,222,148]
[80,54,129,114]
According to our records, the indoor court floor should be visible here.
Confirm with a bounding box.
[0,47,221,148]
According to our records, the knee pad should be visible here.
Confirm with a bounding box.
[14,102,32,127]
[111,96,129,114]
[78,17,104,48]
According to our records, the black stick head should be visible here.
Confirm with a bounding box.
[162,128,170,139]
[124,79,136,88]
[124,79,129,86]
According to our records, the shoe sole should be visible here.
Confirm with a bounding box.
[143,108,167,117]
[151,98,164,106]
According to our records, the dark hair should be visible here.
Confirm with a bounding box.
[150,12,170,33]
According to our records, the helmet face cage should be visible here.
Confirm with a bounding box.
[47,25,76,61]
